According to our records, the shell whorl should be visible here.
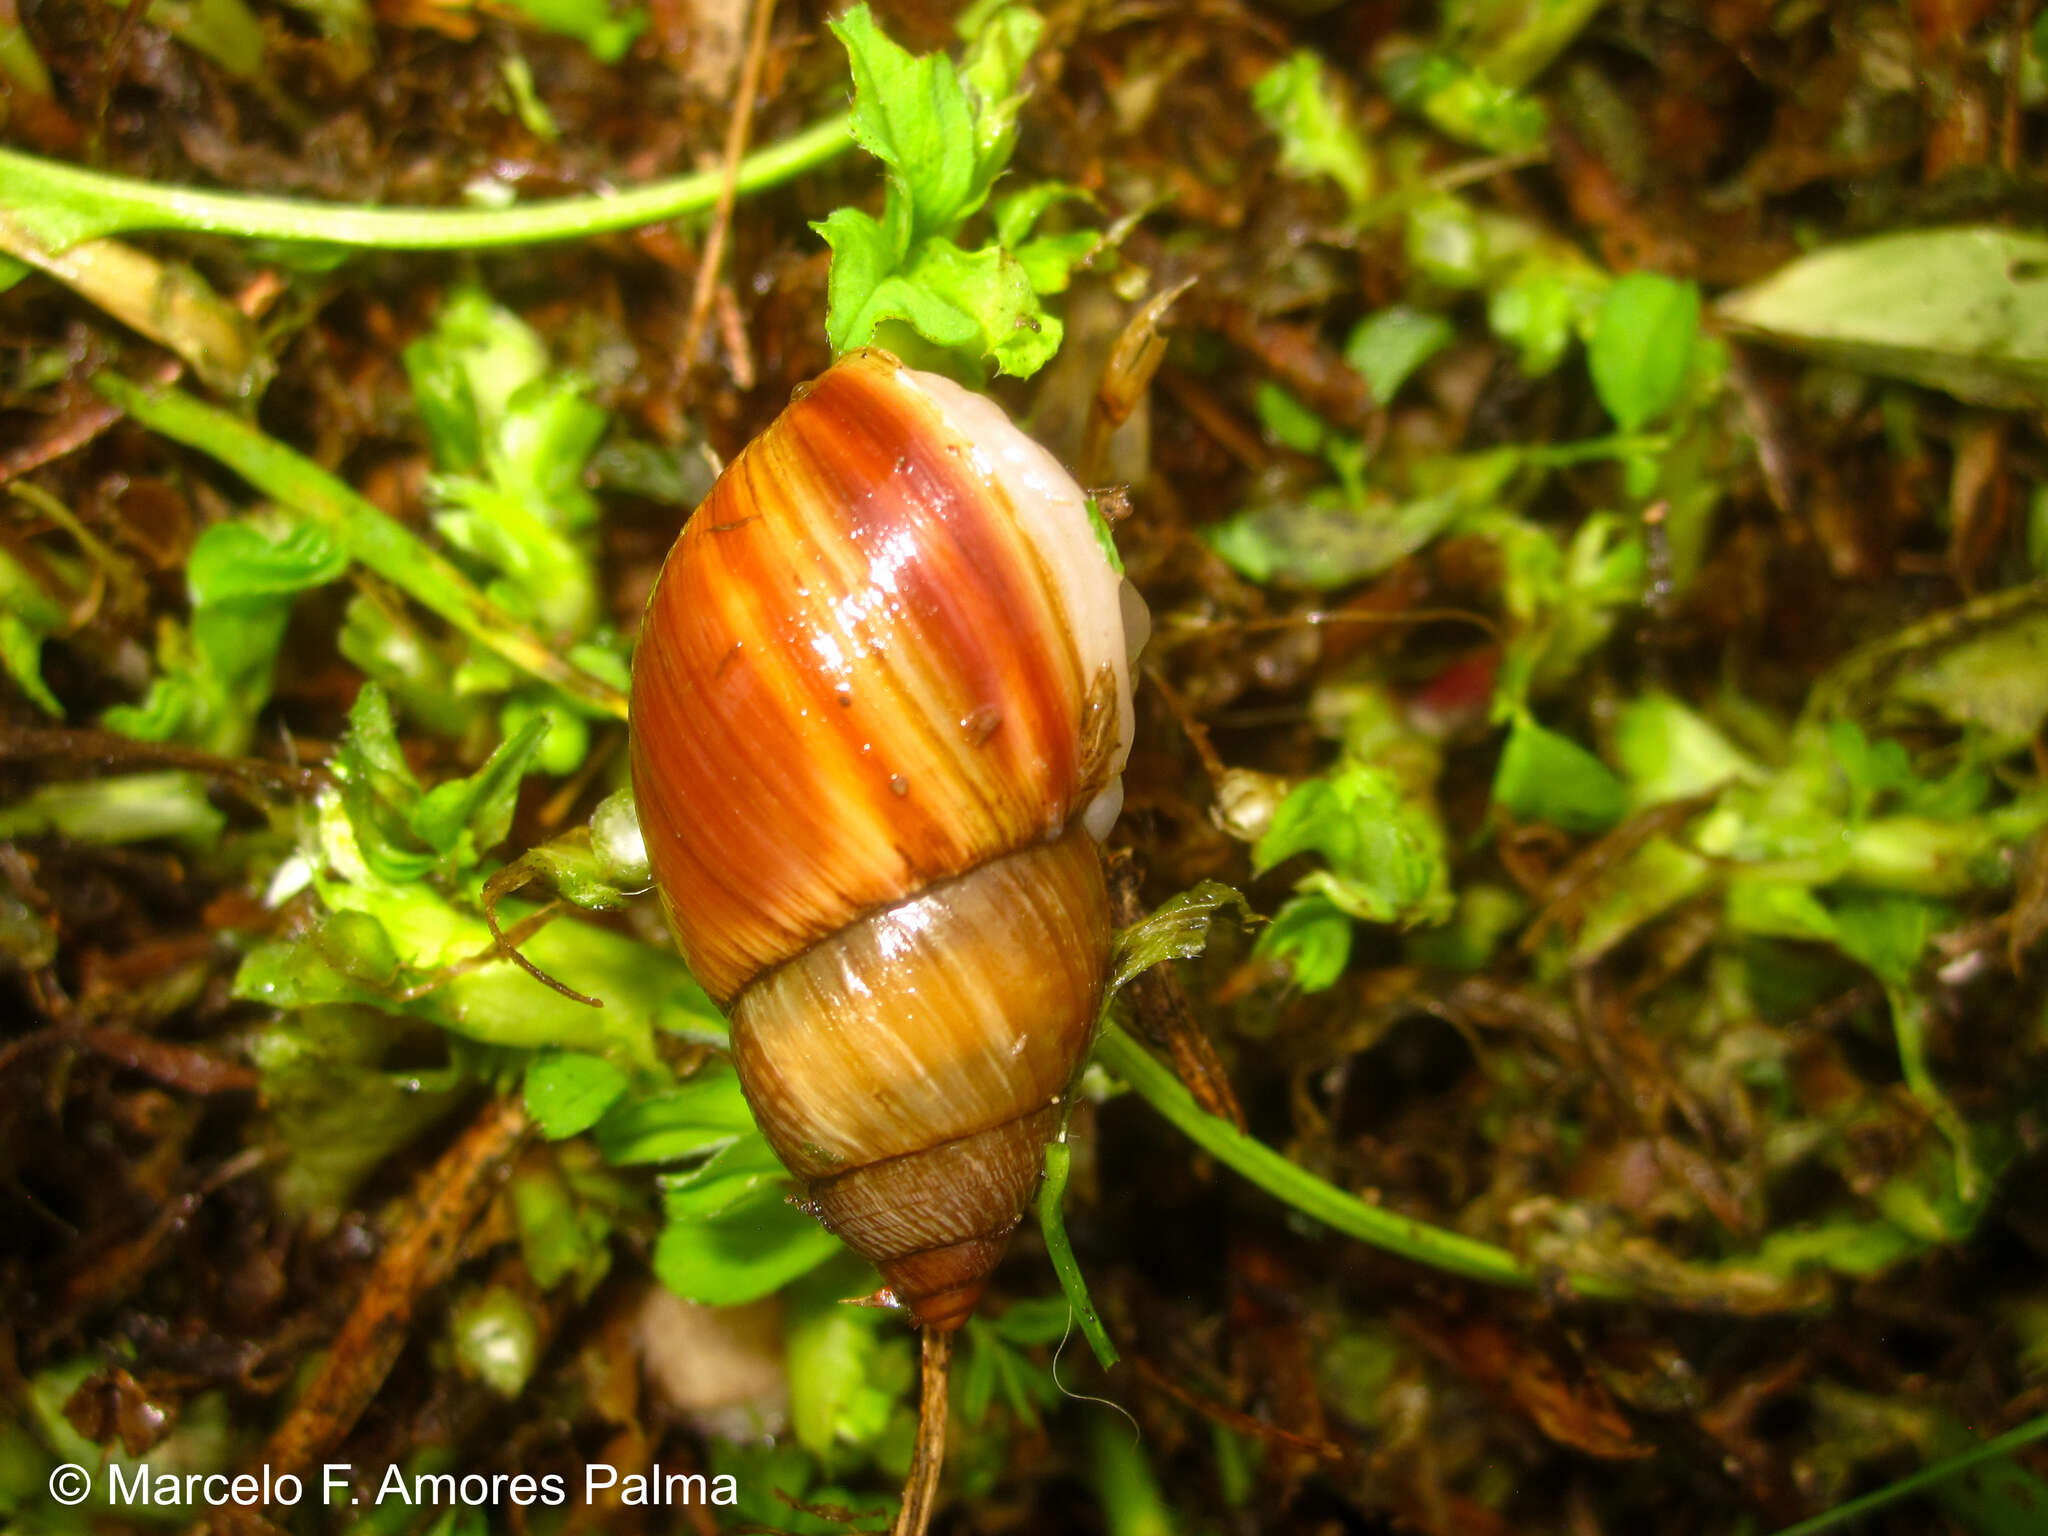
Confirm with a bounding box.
[628,349,1136,1328]
[732,827,1109,1327]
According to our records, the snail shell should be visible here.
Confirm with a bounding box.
[629,349,1142,1329]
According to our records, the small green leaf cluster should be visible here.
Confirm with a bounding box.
[1204,379,1471,590]
[1252,760,1455,992]
[1532,695,2048,1217]
[236,687,706,1045]
[105,516,347,756]
[1204,261,1702,598]
[957,1297,1071,1430]
[237,685,857,1321]
[815,4,1098,380]
[351,286,626,773]
[1378,45,1548,157]
[1251,50,1376,213]
[529,1049,854,1307]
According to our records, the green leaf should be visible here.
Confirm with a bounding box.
[1828,891,1939,989]
[331,684,434,883]
[1406,194,1487,287]
[830,2,979,240]
[1206,488,1465,590]
[403,287,549,473]
[247,1009,470,1222]
[845,236,1061,378]
[1589,272,1700,431]
[1250,894,1353,992]
[101,514,345,756]
[1379,47,1547,155]
[785,1259,910,1454]
[1012,228,1098,296]
[92,374,629,720]
[991,180,1088,249]
[1446,0,1605,89]
[1344,306,1455,403]
[486,0,646,63]
[1889,609,2048,749]
[338,592,473,739]
[187,518,348,603]
[0,770,225,845]
[815,204,907,354]
[811,5,1067,380]
[1492,712,1627,834]
[1567,835,1713,964]
[1253,381,1334,455]
[407,709,548,860]
[1108,881,1253,993]
[1251,50,1374,212]
[959,1315,1061,1430]
[652,1182,844,1307]
[449,1284,540,1397]
[523,1051,631,1139]
[1828,717,1914,820]
[1487,256,1607,376]
[1612,692,1765,807]
[510,1150,621,1293]
[594,1062,757,1165]
[1404,883,1528,972]
[1718,227,2048,410]
[1725,877,1839,946]
[657,1133,789,1221]
[955,5,1044,212]
[0,613,61,716]
[1255,761,1452,926]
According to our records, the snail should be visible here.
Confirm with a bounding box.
[628,347,1144,1524]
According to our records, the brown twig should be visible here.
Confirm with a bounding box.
[1129,1354,1342,1460]
[199,1096,531,1536]
[675,0,778,395]
[892,1327,954,1536]
[0,723,328,794]
[1108,850,1246,1130]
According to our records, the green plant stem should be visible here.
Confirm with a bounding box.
[1093,1023,1628,1297]
[91,373,629,721]
[1036,1139,1118,1370]
[0,113,851,251]
[1767,1413,2048,1536]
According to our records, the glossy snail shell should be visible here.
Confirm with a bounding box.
[629,349,1142,1330]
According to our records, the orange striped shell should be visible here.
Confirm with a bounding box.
[628,348,1138,1328]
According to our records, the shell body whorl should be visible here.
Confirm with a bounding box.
[628,349,1137,1329]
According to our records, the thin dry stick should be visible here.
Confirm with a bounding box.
[198,1096,530,1536]
[676,0,778,391]
[893,1327,955,1536]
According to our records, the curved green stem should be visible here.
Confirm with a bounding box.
[0,113,851,252]
[1036,1138,1118,1370]
[1093,1023,1628,1297]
